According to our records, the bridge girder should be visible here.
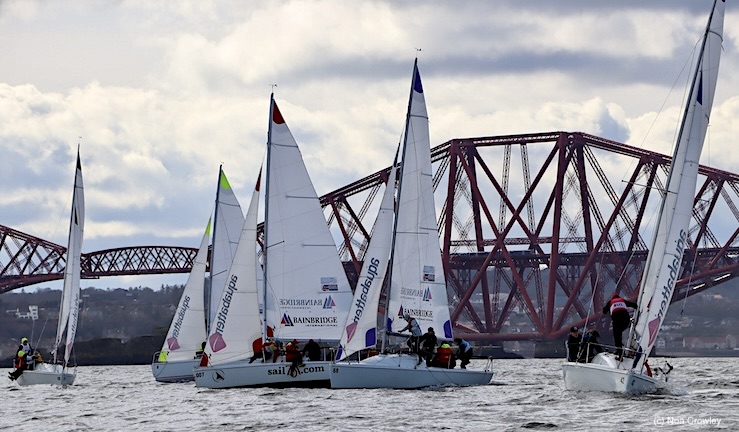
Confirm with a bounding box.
[2,131,739,343]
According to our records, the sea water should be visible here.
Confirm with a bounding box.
[3,357,737,431]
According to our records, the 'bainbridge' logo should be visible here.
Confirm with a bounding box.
[323,296,336,309]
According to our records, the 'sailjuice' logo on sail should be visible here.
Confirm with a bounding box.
[323,296,336,309]
[346,257,381,343]
[209,274,239,352]
[282,313,294,326]
[167,295,191,350]
[647,229,688,347]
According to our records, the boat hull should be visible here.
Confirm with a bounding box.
[330,354,494,389]
[194,360,331,389]
[151,358,198,383]
[562,353,659,395]
[15,363,75,386]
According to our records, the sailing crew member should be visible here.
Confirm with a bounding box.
[432,343,454,369]
[419,327,437,365]
[602,293,638,357]
[8,346,27,381]
[301,339,321,361]
[20,337,35,371]
[285,340,303,375]
[194,341,206,359]
[454,338,474,369]
[566,327,581,362]
[577,329,603,363]
[398,314,422,354]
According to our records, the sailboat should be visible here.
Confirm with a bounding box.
[151,168,244,383]
[151,219,210,382]
[15,150,84,386]
[330,60,494,389]
[194,96,353,389]
[562,0,725,395]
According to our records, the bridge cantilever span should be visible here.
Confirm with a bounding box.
[3,131,739,344]
[0,225,197,294]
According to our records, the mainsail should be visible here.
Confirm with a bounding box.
[385,61,452,340]
[55,150,85,367]
[629,0,725,370]
[160,219,210,362]
[208,168,245,331]
[264,96,352,341]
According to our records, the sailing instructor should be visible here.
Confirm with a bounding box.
[602,293,638,357]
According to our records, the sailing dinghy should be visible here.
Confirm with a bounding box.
[151,168,244,382]
[194,96,353,388]
[151,219,211,382]
[562,0,725,395]
[15,150,84,386]
[330,60,493,389]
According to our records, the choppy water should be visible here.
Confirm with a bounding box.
[3,357,738,431]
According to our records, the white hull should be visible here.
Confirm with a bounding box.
[330,354,494,389]
[151,358,198,383]
[194,360,331,389]
[16,363,75,386]
[562,352,659,395]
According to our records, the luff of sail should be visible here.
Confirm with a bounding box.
[161,218,210,362]
[264,98,352,341]
[337,162,397,360]
[56,151,85,367]
[629,0,724,370]
[208,168,245,331]
[204,171,263,366]
[386,61,452,340]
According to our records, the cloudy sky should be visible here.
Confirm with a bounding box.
[2,0,738,290]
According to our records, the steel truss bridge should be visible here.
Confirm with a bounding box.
[2,132,739,343]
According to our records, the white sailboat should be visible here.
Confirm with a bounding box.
[151,219,211,382]
[15,150,84,386]
[562,0,725,395]
[194,96,352,388]
[151,168,244,383]
[330,60,494,389]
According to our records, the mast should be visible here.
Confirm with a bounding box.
[205,165,224,333]
[262,94,275,340]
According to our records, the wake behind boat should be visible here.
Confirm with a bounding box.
[331,59,493,389]
[562,0,725,395]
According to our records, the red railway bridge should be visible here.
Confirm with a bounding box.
[3,132,739,345]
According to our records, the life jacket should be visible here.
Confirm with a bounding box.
[435,344,452,366]
[285,343,300,362]
[14,350,26,369]
[609,297,628,314]
[409,319,422,337]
